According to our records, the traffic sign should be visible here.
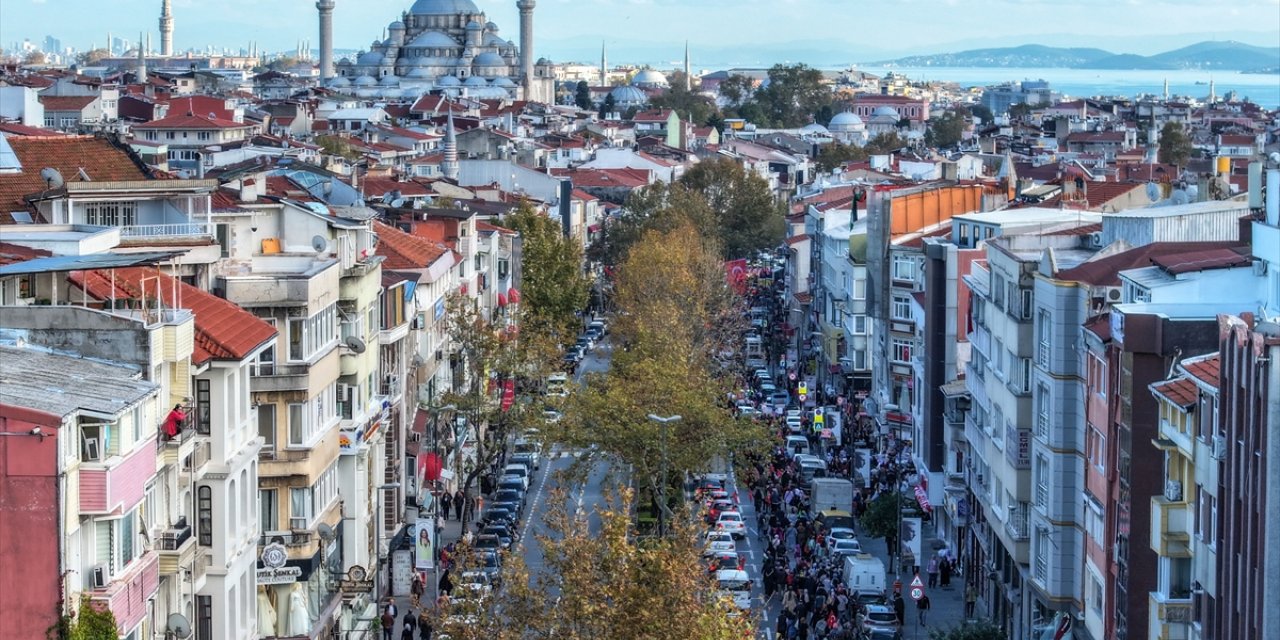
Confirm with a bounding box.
[910,586,925,601]
[799,394,807,402]
[798,384,808,396]
[789,372,797,381]
[813,413,824,425]
[910,575,925,589]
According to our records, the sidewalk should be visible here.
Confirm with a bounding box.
[858,517,973,639]
[386,512,471,638]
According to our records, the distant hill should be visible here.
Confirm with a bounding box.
[872,40,1280,71]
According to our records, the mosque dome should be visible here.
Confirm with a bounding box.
[464,75,489,87]
[328,76,352,88]
[828,111,865,131]
[379,74,401,86]
[436,76,462,87]
[609,85,648,108]
[353,74,378,87]
[801,123,830,135]
[356,51,383,65]
[492,77,516,88]
[485,21,499,31]
[473,52,505,66]
[466,21,484,31]
[631,69,669,88]
[871,106,900,119]
[408,31,460,49]
[389,21,406,31]
[409,0,480,15]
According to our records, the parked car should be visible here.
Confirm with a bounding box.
[716,511,747,539]
[857,604,900,634]
[480,524,514,549]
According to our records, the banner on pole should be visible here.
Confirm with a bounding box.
[415,517,434,570]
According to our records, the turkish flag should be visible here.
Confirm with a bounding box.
[724,259,748,295]
[501,379,515,412]
[420,452,443,482]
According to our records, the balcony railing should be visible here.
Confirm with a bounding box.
[260,531,312,547]
[119,222,212,238]
[1006,503,1031,541]
[156,520,193,551]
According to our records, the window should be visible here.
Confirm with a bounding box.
[992,405,1005,445]
[1035,454,1049,509]
[853,349,867,371]
[1123,280,1151,304]
[311,462,339,517]
[196,596,212,640]
[1015,358,1031,394]
[84,201,137,227]
[260,489,278,533]
[1020,289,1034,320]
[120,508,137,569]
[1090,574,1104,615]
[195,379,211,435]
[258,404,276,455]
[891,338,913,363]
[1036,383,1051,438]
[852,278,866,300]
[1034,530,1049,583]
[957,224,970,247]
[197,485,212,546]
[288,403,306,446]
[1037,310,1052,366]
[286,304,338,362]
[891,254,917,283]
[1085,499,1104,543]
[852,314,868,335]
[993,275,1006,309]
[197,131,212,141]
[165,131,176,140]
[1087,427,1106,472]
[290,487,311,528]
[892,294,912,321]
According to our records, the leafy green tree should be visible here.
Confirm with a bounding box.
[1007,102,1033,120]
[1158,121,1194,167]
[316,135,361,161]
[928,620,1008,640]
[815,142,869,173]
[62,596,119,640]
[679,158,785,259]
[865,131,907,154]
[588,181,716,267]
[648,73,718,127]
[266,56,300,72]
[969,104,995,125]
[927,111,967,149]
[74,48,110,66]
[717,74,755,107]
[574,80,592,110]
[860,492,900,550]
[752,63,833,128]
[598,93,616,120]
[503,201,590,339]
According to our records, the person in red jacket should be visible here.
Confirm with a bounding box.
[162,404,187,439]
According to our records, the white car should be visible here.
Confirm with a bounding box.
[831,538,863,557]
[716,511,747,539]
[703,537,738,558]
[715,569,752,611]
[785,415,805,434]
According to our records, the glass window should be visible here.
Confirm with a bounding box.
[197,486,212,546]
[258,404,276,454]
[259,489,277,533]
[892,294,912,321]
[84,201,137,227]
[891,255,917,282]
[290,487,311,528]
[288,317,304,361]
[891,338,913,363]
[288,403,305,445]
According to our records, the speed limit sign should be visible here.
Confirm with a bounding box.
[910,586,924,601]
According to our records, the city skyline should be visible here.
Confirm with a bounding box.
[2,0,1277,63]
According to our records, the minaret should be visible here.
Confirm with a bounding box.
[683,40,691,92]
[600,40,607,86]
[443,112,460,181]
[107,31,113,55]
[517,0,536,97]
[1162,77,1169,100]
[137,34,147,81]
[159,0,174,56]
[317,0,336,80]
[1208,77,1216,104]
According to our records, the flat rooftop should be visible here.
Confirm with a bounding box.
[0,343,156,419]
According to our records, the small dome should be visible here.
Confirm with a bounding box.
[828,111,865,131]
[436,76,461,87]
[485,21,498,32]
[492,76,516,88]
[609,85,648,107]
[472,52,505,66]
[481,33,509,48]
[379,74,401,86]
[407,67,432,78]
[801,123,830,135]
[631,69,669,87]
[464,75,488,87]
[466,21,483,31]
[872,106,900,118]
[389,21,406,31]
[536,57,552,66]
[408,30,460,49]
[355,88,378,98]
[353,74,378,87]
[356,50,383,65]
[328,76,352,87]
[409,0,480,15]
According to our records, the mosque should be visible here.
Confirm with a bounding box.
[322,0,555,102]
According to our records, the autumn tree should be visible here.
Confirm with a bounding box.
[24,51,47,65]
[428,489,754,640]
[503,201,590,340]
[679,157,785,260]
[587,181,716,267]
[75,48,110,66]
[1158,121,1194,167]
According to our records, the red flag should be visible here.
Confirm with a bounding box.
[501,379,515,412]
[724,259,748,295]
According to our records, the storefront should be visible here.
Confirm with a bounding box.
[256,527,343,639]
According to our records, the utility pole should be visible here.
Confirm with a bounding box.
[375,481,401,601]
[647,414,682,536]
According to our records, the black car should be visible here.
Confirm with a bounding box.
[481,524,514,549]
[483,505,516,526]
[493,499,522,521]
[511,452,538,472]
[472,534,503,552]
[494,488,524,509]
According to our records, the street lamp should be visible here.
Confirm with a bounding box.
[374,482,400,602]
[647,414,682,536]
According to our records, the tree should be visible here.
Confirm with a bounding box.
[266,56,300,72]
[928,620,1008,640]
[24,51,47,66]
[679,158,785,260]
[75,48,110,66]
[751,63,833,128]
[927,111,967,149]
[1007,102,1033,120]
[428,489,754,640]
[815,142,869,173]
[54,596,119,640]
[503,201,590,339]
[316,135,361,161]
[1158,121,1194,167]
[969,104,995,125]
[588,181,716,267]
[598,93,616,120]
[574,80,592,111]
[647,74,718,127]
[865,131,907,155]
[717,74,755,108]
[860,492,900,548]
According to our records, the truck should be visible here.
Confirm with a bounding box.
[843,553,887,600]
[809,477,854,516]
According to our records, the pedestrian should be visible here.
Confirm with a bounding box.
[440,491,452,522]
[940,555,953,588]
[892,593,905,626]
[380,608,395,640]
[926,556,939,588]
[453,490,465,520]
[917,593,931,626]
[964,582,978,619]
[402,612,416,640]
[439,570,454,596]
[418,609,433,640]
[410,572,424,607]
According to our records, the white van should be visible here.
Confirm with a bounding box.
[785,435,810,457]
[715,569,752,611]
[843,553,887,599]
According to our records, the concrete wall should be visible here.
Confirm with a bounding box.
[0,306,152,370]
[0,404,63,639]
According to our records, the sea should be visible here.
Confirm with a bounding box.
[854,66,1280,108]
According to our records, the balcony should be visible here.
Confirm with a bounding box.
[156,520,196,576]
[218,256,340,310]
[80,438,158,515]
[249,362,311,393]
[1150,495,1191,557]
[1149,593,1193,640]
[88,550,159,635]
[158,415,198,467]
[1006,503,1031,541]
[119,222,212,239]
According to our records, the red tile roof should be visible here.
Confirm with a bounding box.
[68,267,276,365]
[1151,247,1251,275]
[1151,377,1197,409]
[38,95,98,111]
[1181,354,1220,390]
[0,135,150,223]
[1083,313,1111,342]
[0,122,62,137]
[1037,181,1143,210]
[0,242,51,266]
[373,221,451,270]
[550,168,649,189]
[632,109,674,123]
[476,220,515,235]
[134,112,250,130]
[163,96,235,121]
[1055,241,1245,285]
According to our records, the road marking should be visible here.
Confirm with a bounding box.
[518,445,556,545]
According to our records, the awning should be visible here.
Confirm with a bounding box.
[588,224,601,233]
[0,251,184,276]
[508,287,521,304]
[497,292,508,307]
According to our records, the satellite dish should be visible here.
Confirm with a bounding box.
[166,613,192,640]
[311,235,329,254]
[345,336,367,354]
[1171,189,1189,205]
[317,522,336,542]
[389,198,406,208]
[1185,184,1199,200]
[1145,182,1161,202]
[39,167,64,189]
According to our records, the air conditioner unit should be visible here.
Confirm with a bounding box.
[1104,287,1122,302]
[289,517,309,530]
[1088,232,1105,248]
[1164,480,1183,502]
[1252,260,1268,277]
[336,383,350,401]
[1211,435,1227,460]
[90,565,107,589]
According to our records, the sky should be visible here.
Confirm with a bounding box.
[2,0,1277,64]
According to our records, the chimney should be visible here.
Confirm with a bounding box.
[239,179,258,203]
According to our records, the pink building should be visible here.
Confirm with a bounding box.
[0,403,63,638]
